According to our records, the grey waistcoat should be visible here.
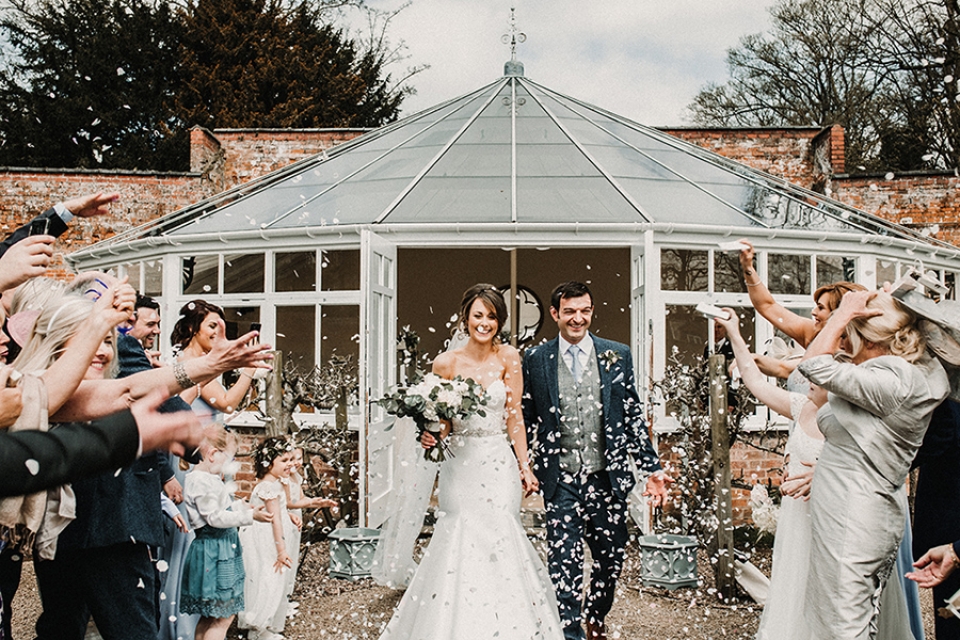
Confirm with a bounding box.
[557,347,606,475]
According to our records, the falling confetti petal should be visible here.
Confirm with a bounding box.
[24,459,39,475]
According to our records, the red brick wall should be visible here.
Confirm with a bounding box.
[831,172,960,246]
[660,126,829,189]
[0,129,366,262]
[658,431,789,529]
[0,169,212,277]
[207,129,366,190]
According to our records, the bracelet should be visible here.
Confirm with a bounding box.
[173,362,197,390]
[745,280,763,288]
[275,540,285,547]
[240,371,254,381]
[947,544,960,569]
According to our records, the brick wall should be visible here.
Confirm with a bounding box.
[191,127,367,192]
[659,431,789,529]
[0,169,214,277]
[660,126,833,190]
[831,172,960,246]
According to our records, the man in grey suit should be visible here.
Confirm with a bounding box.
[522,281,672,640]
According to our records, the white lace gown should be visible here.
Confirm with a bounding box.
[379,380,564,640]
[239,479,289,635]
[755,392,823,640]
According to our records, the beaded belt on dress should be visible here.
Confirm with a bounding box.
[454,429,507,439]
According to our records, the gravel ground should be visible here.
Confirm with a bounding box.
[12,539,936,639]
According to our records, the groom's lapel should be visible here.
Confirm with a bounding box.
[594,336,614,414]
[543,338,560,412]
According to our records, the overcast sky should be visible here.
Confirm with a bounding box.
[347,0,775,127]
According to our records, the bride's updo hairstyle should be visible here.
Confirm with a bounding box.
[845,292,925,363]
[457,284,507,345]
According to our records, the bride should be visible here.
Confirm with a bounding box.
[376,284,564,639]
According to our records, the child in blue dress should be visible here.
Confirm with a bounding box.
[181,427,270,640]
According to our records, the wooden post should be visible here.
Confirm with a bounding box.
[264,350,286,437]
[708,353,736,601]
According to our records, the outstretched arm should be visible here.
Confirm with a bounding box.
[52,331,273,422]
[716,308,793,418]
[738,239,817,347]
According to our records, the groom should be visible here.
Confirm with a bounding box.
[522,281,670,640]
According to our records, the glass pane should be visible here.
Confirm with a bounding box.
[714,250,745,293]
[276,252,317,292]
[665,305,707,367]
[876,259,898,287]
[223,254,264,294]
[122,262,142,291]
[516,176,641,223]
[768,254,811,295]
[277,306,315,370]
[182,255,218,295]
[816,255,856,287]
[320,304,360,365]
[320,250,360,291]
[222,306,261,341]
[661,249,708,291]
[144,259,163,297]
[945,272,957,300]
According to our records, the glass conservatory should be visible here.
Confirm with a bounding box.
[68,61,960,527]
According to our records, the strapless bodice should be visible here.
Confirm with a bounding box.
[453,379,507,438]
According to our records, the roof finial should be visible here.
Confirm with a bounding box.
[502,6,526,77]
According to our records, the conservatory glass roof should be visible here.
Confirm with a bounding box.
[89,66,953,250]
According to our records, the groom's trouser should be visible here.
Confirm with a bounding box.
[545,471,629,640]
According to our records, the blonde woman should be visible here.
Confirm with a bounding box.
[799,291,949,639]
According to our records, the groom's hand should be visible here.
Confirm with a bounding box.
[642,470,674,508]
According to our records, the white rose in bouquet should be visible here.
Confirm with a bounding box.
[436,389,462,411]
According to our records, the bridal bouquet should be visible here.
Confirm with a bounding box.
[379,372,487,462]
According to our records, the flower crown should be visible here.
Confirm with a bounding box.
[255,436,293,471]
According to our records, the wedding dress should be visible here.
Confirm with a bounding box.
[755,391,823,640]
[378,380,564,640]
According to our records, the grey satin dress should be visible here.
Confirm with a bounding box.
[798,353,949,640]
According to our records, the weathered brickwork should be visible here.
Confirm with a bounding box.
[830,172,960,247]
[192,127,368,192]
[660,126,832,189]
[658,431,789,529]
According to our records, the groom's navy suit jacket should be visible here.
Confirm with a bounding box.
[521,334,661,501]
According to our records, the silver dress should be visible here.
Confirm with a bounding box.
[798,353,949,639]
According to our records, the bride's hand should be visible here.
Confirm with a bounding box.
[520,466,539,497]
[420,431,437,449]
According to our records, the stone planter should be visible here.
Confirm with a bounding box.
[637,534,699,590]
[328,527,380,580]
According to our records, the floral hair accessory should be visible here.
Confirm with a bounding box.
[254,436,293,474]
[599,349,622,371]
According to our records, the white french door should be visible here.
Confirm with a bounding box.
[359,230,398,528]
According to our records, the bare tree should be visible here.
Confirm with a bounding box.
[689,0,960,171]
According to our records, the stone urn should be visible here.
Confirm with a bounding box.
[328,527,380,580]
[637,533,699,590]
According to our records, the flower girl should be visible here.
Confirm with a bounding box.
[239,437,295,640]
[181,427,271,640]
[282,447,338,614]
